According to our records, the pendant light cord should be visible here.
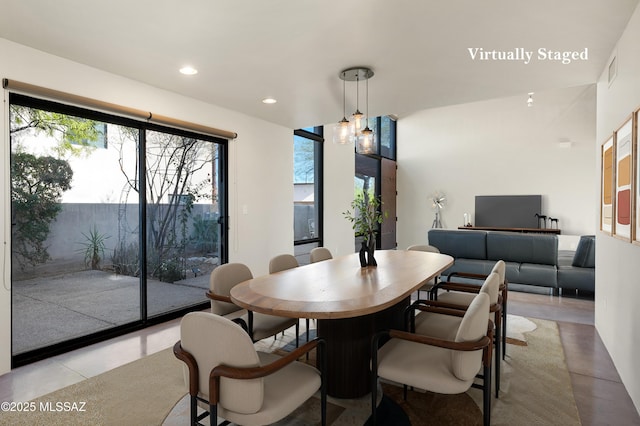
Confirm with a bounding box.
[356,73,360,112]
[342,73,346,118]
[365,77,369,124]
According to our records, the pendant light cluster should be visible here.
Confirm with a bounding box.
[333,67,375,154]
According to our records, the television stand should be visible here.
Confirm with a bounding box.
[458,226,561,235]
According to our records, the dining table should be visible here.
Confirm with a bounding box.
[230,249,454,399]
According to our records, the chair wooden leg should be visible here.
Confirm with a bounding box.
[495,323,501,398]
[502,308,507,359]
[483,364,492,426]
[371,335,381,426]
[190,396,198,426]
[319,340,327,426]
[371,374,378,426]
[305,319,310,360]
[502,289,508,360]
[295,323,300,347]
[247,311,255,341]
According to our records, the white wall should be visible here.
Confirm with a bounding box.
[396,85,597,250]
[0,38,361,375]
[322,125,357,257]
[595,3,640,414]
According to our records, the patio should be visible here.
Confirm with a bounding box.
[12,269,209,354]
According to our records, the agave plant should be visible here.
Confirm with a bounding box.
[77,225,110,270]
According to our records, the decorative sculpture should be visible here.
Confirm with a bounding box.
[431,191,446,228]
[534,213,547,228]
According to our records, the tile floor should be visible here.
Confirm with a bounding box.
[508,291,640,425]
[1,291,639,425]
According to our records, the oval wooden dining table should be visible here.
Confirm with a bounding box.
[230,249,453,399]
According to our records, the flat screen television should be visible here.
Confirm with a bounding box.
[474,195,542,228]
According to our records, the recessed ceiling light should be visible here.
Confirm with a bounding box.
[179,66,198,75]
[262,98,277,104]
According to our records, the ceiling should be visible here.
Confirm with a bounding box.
[1,0,638,129]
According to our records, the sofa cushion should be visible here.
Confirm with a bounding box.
[558,266,595,292]
[428,229,487,260]
[572,235,595,268]
[517,263,558,287]
[557,250,574,267]
[486,232,558,266]
[440,258,497,280]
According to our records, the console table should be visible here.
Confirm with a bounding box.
[458,226,561,235]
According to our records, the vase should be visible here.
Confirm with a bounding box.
[366,238,377,267]
[359,241,368,267]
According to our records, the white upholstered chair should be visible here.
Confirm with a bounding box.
[407,244,441,299]
[432,259,508,360]
[207,262,299,344]
[417,271,502,397]
[371,293,493,426]
[174,312,326,426]
[309,247,333,263]
[268,253,300,273]
[407,244,440,252]
[268,254,310,344]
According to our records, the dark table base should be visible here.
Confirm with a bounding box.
[317,297,410,399]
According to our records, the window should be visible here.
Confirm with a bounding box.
[293,127,323,264]
[355,116,397,159]
[9,94,227,365]
[352,116,397,251]
[379,116,397,160]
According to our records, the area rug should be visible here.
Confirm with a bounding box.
[0,348,185,426]
[166,316,580,425]
[375,318,580,426]
[470,318,581,426]
[1,315,580,425]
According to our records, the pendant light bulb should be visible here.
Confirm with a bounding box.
[358,127,374,154]
[334,117,353,144]
[357,73,374,154]
[334,71,354,144]
[351,73,363,134]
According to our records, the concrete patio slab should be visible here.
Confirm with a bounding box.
[12,270,209,355]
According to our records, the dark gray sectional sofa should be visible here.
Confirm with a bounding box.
[427,229,595,293]
[557,235,596,292]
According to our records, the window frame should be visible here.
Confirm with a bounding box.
[352,116,397,250]
[293,127,324,248]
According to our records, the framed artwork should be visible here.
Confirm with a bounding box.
[634,109,640,245]
[613,115,633,241]
[601,135,614,234]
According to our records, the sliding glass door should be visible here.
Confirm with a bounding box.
[144,130,224,317]
[9,94,227,365]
